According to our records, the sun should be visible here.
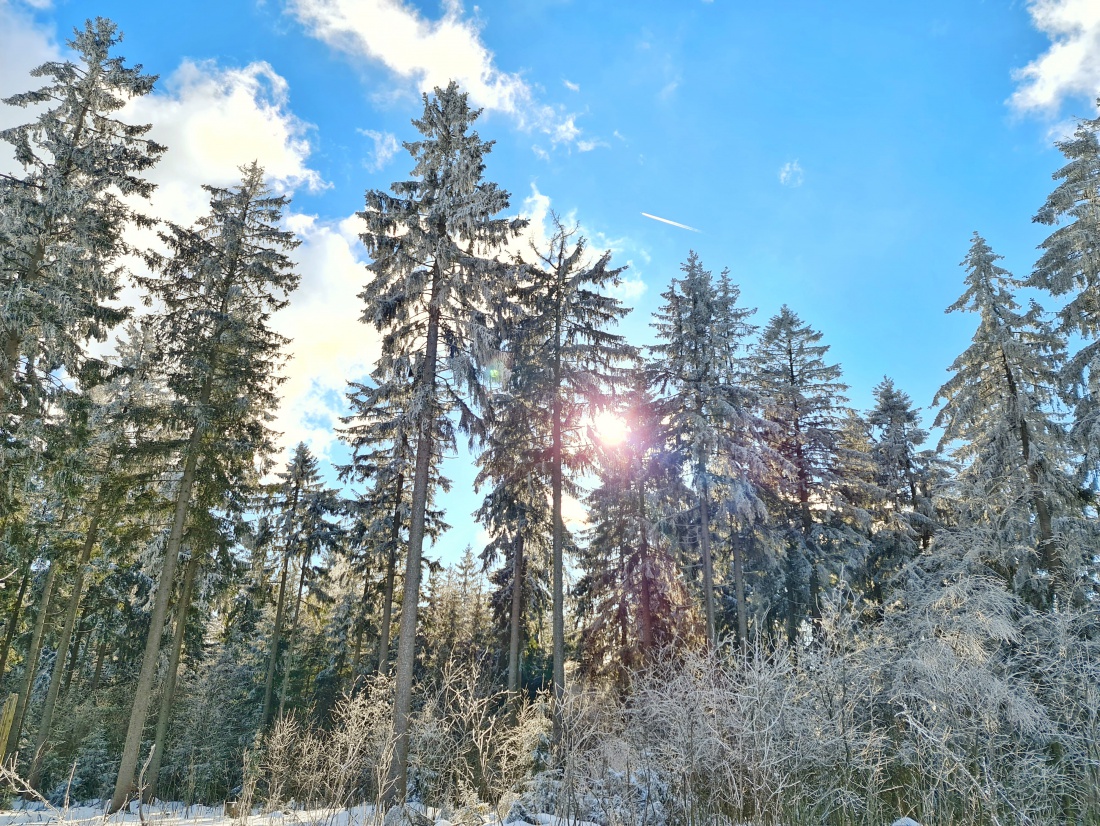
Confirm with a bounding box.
[591,409,629,446]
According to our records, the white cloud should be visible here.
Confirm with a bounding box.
[0,2,61,153]
[611,269,647,302]
[1011,0,1100,113]
[271,213,379,460]
[577,138,608,152]
[120,59,359,460]
[778,159,804,187]
[289,0,584,146]
[125,59,324,226]
[563,79,580,92]
[359,128,401,171]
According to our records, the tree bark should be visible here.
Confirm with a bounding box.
[88,636,107,695]
[261,548,291,728]
[384,287,440,805]
[699,489,716,648]
[1000,346,1064,606]
[144,550,200,803]
[349,563,372,682]
[376,482,402,676]
[0,565,30,684]
[507,533,524,695]
[6,558,57,758]
[637,479,654,658]
[732,520,748,654]
[109,423,202,813]
[61,611,87,698]
[550,310,566,744]
[28,501,103,788]
[277,549,309,720]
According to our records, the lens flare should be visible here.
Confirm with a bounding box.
[592,409,628,445]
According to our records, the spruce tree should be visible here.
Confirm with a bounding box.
[649,252,764,646]
[357,82,524,801]
[0,18,163,417]
[480,217,631,704]
[934,233,1072,607]
[340,373,449,679]
[1027,105,1100,477]
[750,306,854,639]
[109,164,299,811]
[576,376,697,686]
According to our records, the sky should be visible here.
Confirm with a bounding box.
[2,0,1099,564]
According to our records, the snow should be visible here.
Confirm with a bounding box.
[0,800,380,826]
[0,801,618,826]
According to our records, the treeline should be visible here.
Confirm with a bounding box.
[1,17,1099,825]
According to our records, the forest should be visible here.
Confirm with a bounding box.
[0,16,1099,826]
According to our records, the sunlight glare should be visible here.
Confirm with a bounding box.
[592,409,629,446]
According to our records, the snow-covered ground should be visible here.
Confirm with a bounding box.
[0,802,607,826]
[0,801,377,826]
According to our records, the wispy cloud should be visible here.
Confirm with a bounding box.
[563,79,580,92]
[289,0,585,148]
[1011,0,1100,113]
[577,138,608,152]
[641,212,700,232]
[358,128,401,171]
[778,160,804,187]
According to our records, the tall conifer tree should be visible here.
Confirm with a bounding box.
[110,164,299,811]
[0,18,163,417]
[358,82,524,801]
[934,233,1072,607]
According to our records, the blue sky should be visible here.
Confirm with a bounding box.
[2,0,1098,563]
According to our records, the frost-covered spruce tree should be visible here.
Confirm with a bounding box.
[650,252,765,646]
[260,442,341,728]
[109,164,299,812]
[474,381,553,695]
[750,306,855,639]
[357,82,525,802]
[26,322,169,789]
[0,18,164,416]
[860,378,939,601]
[491,217,632,707]
[1027,105,1100,477]
[340,367,450,678]
[934,233,1073,608]
[576,374,697,685]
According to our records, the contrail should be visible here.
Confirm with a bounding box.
[641,212,700,233]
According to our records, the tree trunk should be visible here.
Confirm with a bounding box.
[699,488,716,648]
[277,551,309,720]
[0,330,22,414]
[637,480,654,658]
[61,611,88,698]
[1000,347,1064,606]
[349,563,372,682]
[109,425,202,814]
[144,551,200,803]
[384,289,440,805]
[376,482,402,676]
[507,534,524,695]
[28,501,104,786]
[0,565,30,684]
[88,636,107,695]
[550,319,566,744]
[732,521,748,654]
[6,559,57,758]
[261,550,291,728]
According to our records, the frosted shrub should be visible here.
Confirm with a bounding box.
[257,674,396,810]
